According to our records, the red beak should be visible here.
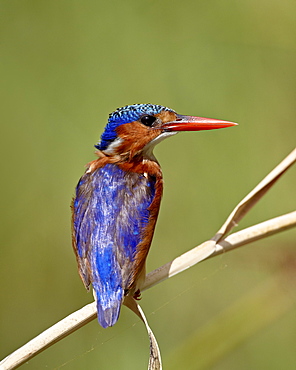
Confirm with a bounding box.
[160,114,238,132]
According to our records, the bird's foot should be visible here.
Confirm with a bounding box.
[133,289,142,300]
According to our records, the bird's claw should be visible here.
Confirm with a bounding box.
[133,289,142,300]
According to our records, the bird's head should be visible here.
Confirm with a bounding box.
[95,104,237,160]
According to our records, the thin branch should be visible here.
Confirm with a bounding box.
[215,211,296,255]
[213,148,296,243]
[1,211,295,370]
[143,211,296,290]
[123,296,162,370]
[0,303,97,370]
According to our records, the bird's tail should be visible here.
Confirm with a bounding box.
[93,287,123,328]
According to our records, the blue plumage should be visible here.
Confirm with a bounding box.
[73,163,156,327]
[95,103,174,150]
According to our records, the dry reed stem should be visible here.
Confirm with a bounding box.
[1,148,295,370]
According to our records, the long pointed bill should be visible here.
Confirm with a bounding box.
[160,114,238,132]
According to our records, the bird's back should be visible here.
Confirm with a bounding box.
[72,160,162,327]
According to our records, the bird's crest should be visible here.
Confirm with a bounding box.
[95,103,175,151]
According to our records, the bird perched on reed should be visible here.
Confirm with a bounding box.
[72,103,236,328]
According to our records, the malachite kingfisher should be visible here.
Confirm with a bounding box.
[71,103,237,328]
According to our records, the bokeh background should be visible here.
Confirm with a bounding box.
[1,1,295,369]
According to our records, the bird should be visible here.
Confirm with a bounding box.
[71,103,237,328]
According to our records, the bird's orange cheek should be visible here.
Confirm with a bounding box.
[116,122,161,155]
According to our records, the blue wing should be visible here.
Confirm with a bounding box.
[72,163,156,328]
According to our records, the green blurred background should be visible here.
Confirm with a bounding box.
[1,0,295,369]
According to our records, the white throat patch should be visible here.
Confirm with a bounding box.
[142,131,178,160]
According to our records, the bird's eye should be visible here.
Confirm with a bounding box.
[140,115,156,127]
